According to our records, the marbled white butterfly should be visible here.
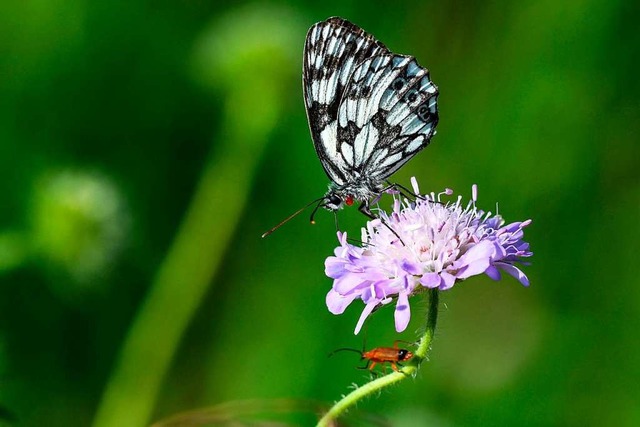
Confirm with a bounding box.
[263,17,439,237]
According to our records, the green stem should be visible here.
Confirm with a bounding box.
[92,88,276,427]
[316,289,439,427]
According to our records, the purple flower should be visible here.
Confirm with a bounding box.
[325,179,532,334]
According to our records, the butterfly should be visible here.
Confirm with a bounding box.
[262,17,439,237]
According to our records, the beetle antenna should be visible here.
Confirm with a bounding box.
[328,347,363,358]
[262,197,325,238]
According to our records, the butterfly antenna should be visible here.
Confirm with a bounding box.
[309,197,326,225]
[262,197,324,238]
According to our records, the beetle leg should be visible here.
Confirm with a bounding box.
[357,359,371,370]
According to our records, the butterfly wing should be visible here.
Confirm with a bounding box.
[303,17,389,186]
[336,54,439,182]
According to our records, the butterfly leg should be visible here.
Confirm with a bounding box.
[360,201,406,246]
[383,182,424,201]
[357,202,377,219]
[385,181,446,208]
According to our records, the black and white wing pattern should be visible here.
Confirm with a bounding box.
[303,17,389,186]
[303,17,439,211]
[337,53,438,182]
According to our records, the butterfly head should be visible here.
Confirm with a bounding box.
[321,179,382,212]
[309,190,348,224]
[321,184,365,211]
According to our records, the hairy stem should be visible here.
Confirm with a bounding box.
[317,289,439,427]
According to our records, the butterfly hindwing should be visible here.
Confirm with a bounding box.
[303,17,389,185]
[336,54,439,181]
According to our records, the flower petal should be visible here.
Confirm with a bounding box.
[420,272,442,288]
[439,271,456,290]
[337,231,348,246]
[324,258,347,279]
[326,290,358,314]
[354,301,379,335]
[401,259,422,275]
[455,240,495,279]
[394,292,411,332]
[495,262,530,286]
[334,273,368,294]
[484,265,502,281]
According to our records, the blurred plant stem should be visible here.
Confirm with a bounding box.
[316,289,439,427]
[92,86,280,427]
[91,9,297,426]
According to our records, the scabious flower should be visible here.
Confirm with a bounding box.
[325,178,532,334]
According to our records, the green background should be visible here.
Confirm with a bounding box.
[0,1,638,426]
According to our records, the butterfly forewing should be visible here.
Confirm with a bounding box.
[303,17,389,185]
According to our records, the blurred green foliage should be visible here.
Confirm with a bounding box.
[0,1,638,426]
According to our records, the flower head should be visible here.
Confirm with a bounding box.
[325,179,532,334]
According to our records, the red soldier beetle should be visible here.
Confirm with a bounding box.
[329,340,415,373]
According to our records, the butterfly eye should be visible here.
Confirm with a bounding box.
[391,77,405,91]
[361,86,371,97]
[326,193,342,209]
